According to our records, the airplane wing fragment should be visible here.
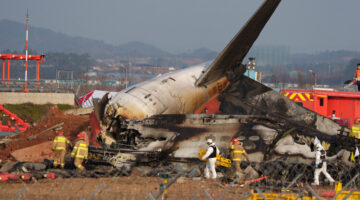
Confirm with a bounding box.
[195,0,281,86]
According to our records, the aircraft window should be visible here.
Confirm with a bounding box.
[203,118,215,124]
[237,136,246,141]
[319,98,324,106]
[244,142,256,150]
[249,136,260,141]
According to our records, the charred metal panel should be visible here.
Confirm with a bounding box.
[105,114,286,161]
[219,76,343,136]
[92,112,360,170]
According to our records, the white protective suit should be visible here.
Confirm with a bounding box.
[202,142,220,179]
[313,143,335,185]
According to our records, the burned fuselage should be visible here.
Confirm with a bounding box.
[94,0,357,170]
[96,113,355,168]
[97,0,282,146]
[98,63,230,146]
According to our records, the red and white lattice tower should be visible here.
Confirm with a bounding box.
[24,9,29,92]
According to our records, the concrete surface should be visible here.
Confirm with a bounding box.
[65,107,93,115]
[0,92,74,105]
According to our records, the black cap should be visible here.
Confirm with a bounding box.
[357,63,360,66]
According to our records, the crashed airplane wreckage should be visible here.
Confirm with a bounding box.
[91,78,357,167]
[89,0,359,181]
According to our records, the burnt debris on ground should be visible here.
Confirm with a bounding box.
[0,106,89,161]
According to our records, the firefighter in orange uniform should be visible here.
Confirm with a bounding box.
[353,63,360,91]
[52,130,71,169]
[351,118,360,139]
[229,138,250,183]
[71,132,88,171]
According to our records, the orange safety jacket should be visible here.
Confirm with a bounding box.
[230,144,246,161]
[354,69,360,81]
[52,135,70,151]
[71,140,88,159]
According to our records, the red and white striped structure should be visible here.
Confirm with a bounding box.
[0,10,45,90]
[24,9,29,92]
[78,90,117,108]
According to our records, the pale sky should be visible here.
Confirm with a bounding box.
[1,0,360,54]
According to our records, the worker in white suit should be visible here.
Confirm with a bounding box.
[202,139,220,179]
[312,137,335,186]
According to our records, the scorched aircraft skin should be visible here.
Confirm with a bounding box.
[94,0,357,169]
[99,0,281,144]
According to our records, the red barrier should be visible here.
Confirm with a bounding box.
[0,173,32,181]
[0,104,29,133]
[321,191,335,198]
[244,176,268,183]
[44,173,55,179]
[0,172,57,182]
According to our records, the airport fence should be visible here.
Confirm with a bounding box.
[2,161,360,200]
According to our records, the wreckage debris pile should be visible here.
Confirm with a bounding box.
[0,106,89,161]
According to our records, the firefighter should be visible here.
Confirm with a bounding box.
[52,130,71,169]
[201,139,219,179]
[229,138,250,184]
[351,118,360,139]
[312,139,335,186]
[353,63,360,91]
[71,132,88,171]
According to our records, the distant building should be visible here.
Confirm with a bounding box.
[87,80,101,85]
[246,45,291,66]
[103,80,122,86]
[44,79,57,84]
[84,71,97,77]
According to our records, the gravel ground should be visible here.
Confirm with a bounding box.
[0,174,338,200]
[0,176,250,200]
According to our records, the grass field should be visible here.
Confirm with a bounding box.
[2,104,75,124]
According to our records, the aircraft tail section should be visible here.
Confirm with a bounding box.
[196,0,281,86]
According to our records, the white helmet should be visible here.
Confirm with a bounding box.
[316,143,324,150]
[207,138,213,144]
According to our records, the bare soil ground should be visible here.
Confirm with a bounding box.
[10,141,55,162]
[0,176,264,200]
[0,175,336,200]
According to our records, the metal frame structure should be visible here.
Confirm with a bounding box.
[0,54,45,88]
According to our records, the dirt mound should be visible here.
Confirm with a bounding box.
[0,106,89,161]
[10,141,55,162]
